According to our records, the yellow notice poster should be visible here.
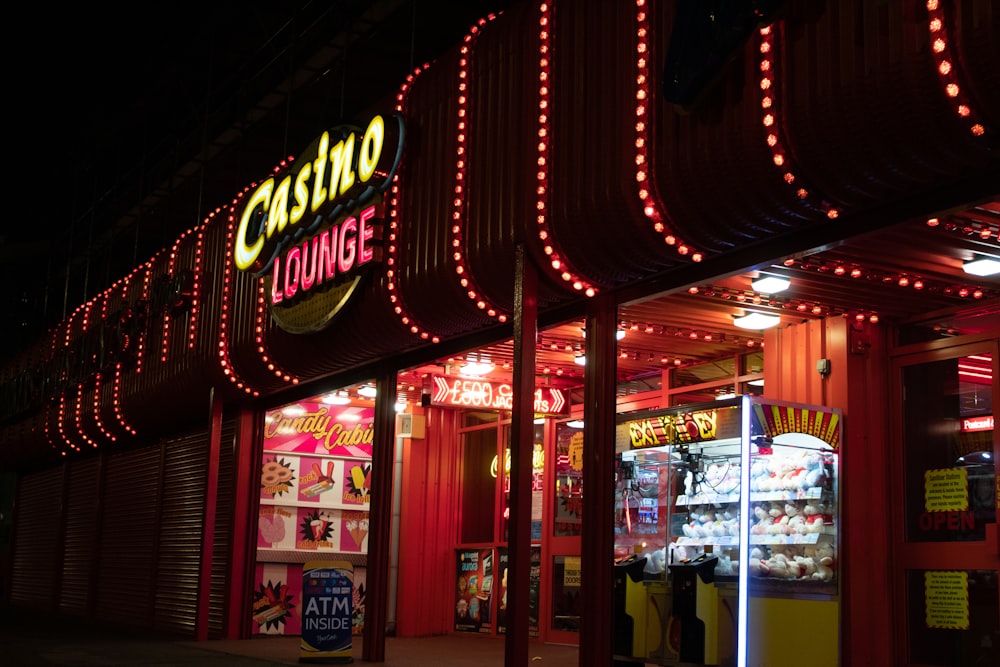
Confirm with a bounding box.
[924,468,968,512]
[925,571,969,630]
[564,556,581,587]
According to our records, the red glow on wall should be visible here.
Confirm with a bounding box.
[534,1,598,296]
[634,0,701,262]
[388,65,441,343]
[449,14,509,321]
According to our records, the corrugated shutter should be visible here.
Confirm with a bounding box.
[207,417,238,638]
[59,458,101,615]
[95,446,161,626]
[153,430,209,635]
[9,467,64,609]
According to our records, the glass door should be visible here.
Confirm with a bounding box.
[892,340,999,666]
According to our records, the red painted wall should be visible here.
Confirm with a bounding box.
[765,317,892,667]
[395,407,462,636]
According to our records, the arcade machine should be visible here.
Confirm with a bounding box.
[612,396,842,667]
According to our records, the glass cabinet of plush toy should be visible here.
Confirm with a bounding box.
[612,396,842,667]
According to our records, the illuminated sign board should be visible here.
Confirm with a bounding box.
[623,409,719,449]
[428,376,569,415]
[232,113,404,333]
[961,416,993,433]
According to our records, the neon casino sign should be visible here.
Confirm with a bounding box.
[428,375,569,415]
[232,113,404,332]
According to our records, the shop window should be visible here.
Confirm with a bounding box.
[553,421,584,537]
[460,425,500,544]
[902,353,995,543]
[550,555,582,632]
[905,569,999,665]
[499,422,545,542]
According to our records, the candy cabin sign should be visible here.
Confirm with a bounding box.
[232,113,404,333]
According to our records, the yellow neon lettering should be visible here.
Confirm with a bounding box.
[311,131,330,212]
[235,180,273,271]
[269,176,292,236]
[327,133,356,201]
[290,162,312,225]
[358,116,384,182]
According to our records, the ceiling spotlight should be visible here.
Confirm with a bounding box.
[394,400,407,413]
[566,419,585,429]
[459,354,494,376]
[357,385,378,398]
[574,353,586,366]
[582,327,627,340]
[321,391,351,405]
[963,257,1000,277]
[733,312,781,330]
[751,275,791,294]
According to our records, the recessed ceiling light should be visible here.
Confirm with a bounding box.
[566,419,584,429]
[963,258,1000,277]
[733,312,781,330]
[357,385,378,398]
[574,353,586,366]
[458,354,496,376]
[321,391,351,405]
[751,275,791,294]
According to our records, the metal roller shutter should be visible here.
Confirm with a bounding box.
[207,417,237,638]
[59,457,101,615]
[95,446,161,627]
[9,467,64,609]
[154,430,209,635]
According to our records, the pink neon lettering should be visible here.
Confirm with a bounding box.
[271,255,284,304]
[268,203,380,306]
[300,237,318,291]
[339,216,357,273]
[284,247,301,298]
[318,227,338,283]
[359,206,375,263]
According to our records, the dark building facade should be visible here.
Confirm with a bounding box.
[1,2,997,666]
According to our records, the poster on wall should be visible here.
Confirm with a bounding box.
[253,563,303,635]
[253,564,367,637]
[300,560,354,663]
[455,549,494,633]
[495,546,540,637]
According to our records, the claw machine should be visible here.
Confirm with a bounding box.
[613,396,842,667]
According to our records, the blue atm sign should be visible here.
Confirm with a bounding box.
[300,560,354,663]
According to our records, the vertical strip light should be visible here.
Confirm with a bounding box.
[535,2,598,296]
[450,14,509,321]
[737,395,752,667]
[926,0,988,137]
[220,192,262,397]
[161,238,182,363]
[188,222,207,348]
[387,65,441,343]
[255,278,300,385]
[758,23,839,220]
[134,261,154,375]
[634,0,703,261]
[93,290,117,443]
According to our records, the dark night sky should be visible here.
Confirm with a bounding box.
[2,1,513,363]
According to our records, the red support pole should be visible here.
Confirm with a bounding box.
[505,245,538,666]
[363,370,398,661]
[580,293,617,666]
[196,389,223,641]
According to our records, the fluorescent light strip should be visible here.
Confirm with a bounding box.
[737,395,752,667]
